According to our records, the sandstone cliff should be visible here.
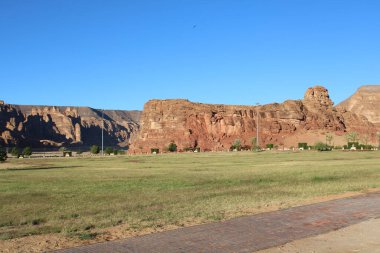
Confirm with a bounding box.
[130,86,377,153]
[337,85,380,129]
[0,103,141,148]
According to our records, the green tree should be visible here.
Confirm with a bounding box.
[23,147,32,157]
[168,142,177,152]
[345,132,358,143]
[105,147,114,155]
[314,142,330,151]
[11,147,20,157]
[0,148,7,162]
[90,145,100,154]
[232,139,242,151]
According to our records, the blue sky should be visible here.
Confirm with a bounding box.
[1,0,380,110]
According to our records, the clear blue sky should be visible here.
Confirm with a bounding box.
[1,0,380,110]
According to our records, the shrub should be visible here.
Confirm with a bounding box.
[298,143,308,149]
[23,147,32,156]
[348,142,359,149]
[0,149,7,162]
[314,142,331,151]
[90,145,100,154]
[105,147,114,155]
[231,139,242,151]
[113,149,119,155]
[266,144,274,149]
[76,150,83,155]
[151,148,159,154]
[168,142,177,152]
[118,150,125,155]
[10,147,20,157]
[59,147,66,152]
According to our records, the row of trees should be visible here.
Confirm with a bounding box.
[10,147,32,158]
[0,146,32,162]
[89,145,125,155]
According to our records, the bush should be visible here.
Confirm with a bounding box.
[347,142,359,149]
[10,147,20,157]
[0,149,7,162]
[23,147,32,156]
[105,147,114,155]
[118,150,125,155]
[231,139,242,151]
[151,148,159,154]
[113,149,119,155]
[59,147,66,152]
[266,144,274,149]
[90,145,100,154]
[168,142,177,152]
[298,143,308,149]
[314,142,331,151]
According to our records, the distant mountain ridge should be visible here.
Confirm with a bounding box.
[1,85,379,150]
[337,85,380,127]
[0,101,141,148]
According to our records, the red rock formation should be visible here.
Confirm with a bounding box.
[337,85,380,129]
[0,102,141,148]
[129,86,377,153]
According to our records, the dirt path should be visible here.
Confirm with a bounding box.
[54,191,380,253]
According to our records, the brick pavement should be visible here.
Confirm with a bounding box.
[54,191,380,253]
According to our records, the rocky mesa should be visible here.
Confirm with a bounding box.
[129,86,378,153]
[0,102,141,148]
[337,85,380,129]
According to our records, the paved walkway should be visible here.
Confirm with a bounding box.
[55,191,380,253]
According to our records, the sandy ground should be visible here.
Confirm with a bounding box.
[0,190,379,253]
[257,218,380,253]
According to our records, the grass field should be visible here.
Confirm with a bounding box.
[0,151,379,241]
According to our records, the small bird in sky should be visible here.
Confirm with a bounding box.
[192,24,197,29]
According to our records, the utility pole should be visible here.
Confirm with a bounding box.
[256,103,260,150]
[101,109,104,156]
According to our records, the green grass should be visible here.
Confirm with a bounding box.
[0,151,379,240]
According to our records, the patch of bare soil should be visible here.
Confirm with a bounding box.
[257,218,380,253]
[0,189,379,253]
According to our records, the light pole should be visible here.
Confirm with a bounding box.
[101,109,104,156]
[256,103,260,150]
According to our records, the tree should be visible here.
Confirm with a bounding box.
[345,132,358,143]
[326,133,333,146]
[168,142,177,152]
[361,134,369,146]
[105,147,113,155]
[0,148,7,162]
[231,139,242,151]
[11,147,20,157]
[314,142,331,151]
[23,147,32,157]
[90,145,100,154]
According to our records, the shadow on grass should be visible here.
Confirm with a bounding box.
[6,166,83,171]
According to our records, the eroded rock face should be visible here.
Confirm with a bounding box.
[337,85,380,129]
[0,102,141,147]
[129,86,377,153]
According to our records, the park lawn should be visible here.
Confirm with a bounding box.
[0,151,379,240]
